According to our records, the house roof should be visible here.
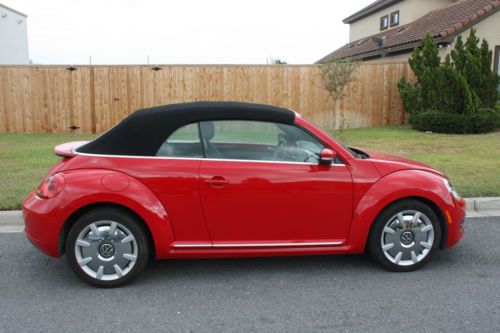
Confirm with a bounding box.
[343,0,403,24]
[0,3,27,17]
[317,0,500,63]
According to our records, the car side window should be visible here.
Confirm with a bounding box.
[199,120,323,163]
[156,123,203,158]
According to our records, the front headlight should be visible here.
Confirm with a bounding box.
[443,178,461,200]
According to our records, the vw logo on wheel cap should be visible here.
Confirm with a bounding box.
[99,243,115,258]
[400,231,414,245]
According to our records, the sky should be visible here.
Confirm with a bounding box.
[5,0,374,65]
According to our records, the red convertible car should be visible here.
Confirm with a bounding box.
[23,102,465,287]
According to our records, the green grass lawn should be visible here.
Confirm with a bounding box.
[0,127,499,210]
[334,127,500,198]
[0,133,95,210]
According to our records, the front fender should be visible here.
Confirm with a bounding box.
[347,170,454,252]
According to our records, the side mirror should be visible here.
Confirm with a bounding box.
[319,148,336,166]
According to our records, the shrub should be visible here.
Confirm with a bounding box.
[441,59,479,114]
[410,109,497,134]
[495,105,500,128]
[477,39,499,107]
[397,77,421,114]
[400,34,446,114]
[398,29,499,134]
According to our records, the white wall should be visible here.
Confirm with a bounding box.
[0,4,29,64]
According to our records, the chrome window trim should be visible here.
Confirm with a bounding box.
[173,241,343,248]
[75,151,346,167]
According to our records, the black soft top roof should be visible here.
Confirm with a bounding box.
[77,101,296,156]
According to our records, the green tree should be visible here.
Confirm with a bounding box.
[320,58,361,130]
[398,30,500,115]
[450,35,466,72]
[450,29,497,108]
[399,34,444,113]
[398,29,498,133]
[269,58,287,64]
[478,38,499,107]
[463,29,482,100]
[442,55,478,114]
[397,76,421,114]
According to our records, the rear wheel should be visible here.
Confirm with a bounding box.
[368,199,441,271]
[66,207,149,287]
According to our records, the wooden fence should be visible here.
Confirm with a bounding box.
[0,63,413,134]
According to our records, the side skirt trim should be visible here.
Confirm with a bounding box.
[172,241,343,249]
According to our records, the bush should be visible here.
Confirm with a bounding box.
[397,77,421,114]
[398,29,499,131]
[495,105,500,128]
[410,109,497,134]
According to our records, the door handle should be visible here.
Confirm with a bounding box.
[204,177,229,187]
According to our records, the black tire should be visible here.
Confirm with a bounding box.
[66,207,149,287]
[368,199,441,272]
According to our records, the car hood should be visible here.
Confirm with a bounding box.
[360,149,445,178]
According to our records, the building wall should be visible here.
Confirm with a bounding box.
[349,0,454,42]
[0,4,29,64]
[365,11,500,69]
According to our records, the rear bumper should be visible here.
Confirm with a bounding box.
[22,191,64,258]
[444,197,466,249]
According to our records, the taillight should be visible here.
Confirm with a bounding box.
[36,173,66,199]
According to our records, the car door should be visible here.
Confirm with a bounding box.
[198,120,353,246]
[132,123,211,246]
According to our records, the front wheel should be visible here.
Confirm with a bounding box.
[66,207,149,287]
[368,199,441,271]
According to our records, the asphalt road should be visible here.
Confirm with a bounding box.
[0,217,499,333]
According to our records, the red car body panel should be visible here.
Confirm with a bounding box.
[347,168,465,252]
[24,168,174,258]
[53,156,212,244]
[199,160,353,245]
[22,114,465,260]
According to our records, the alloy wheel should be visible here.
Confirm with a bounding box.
[74,220,138,281]
[380,210,435,267]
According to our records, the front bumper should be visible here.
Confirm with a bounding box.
[22,191,65,258]
[444,197,466,249]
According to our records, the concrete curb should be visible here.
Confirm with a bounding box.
[1,197,500,232]
[0,211,24,232]
[463,197,500,218]
[464,197,500,211]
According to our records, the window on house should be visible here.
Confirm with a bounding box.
[390,11,400,27]
[380,15,389,30]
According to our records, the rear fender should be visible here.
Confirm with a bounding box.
[60,169,174,258]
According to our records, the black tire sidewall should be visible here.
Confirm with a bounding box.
[368,199,442,272]
[66,207,149,288]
